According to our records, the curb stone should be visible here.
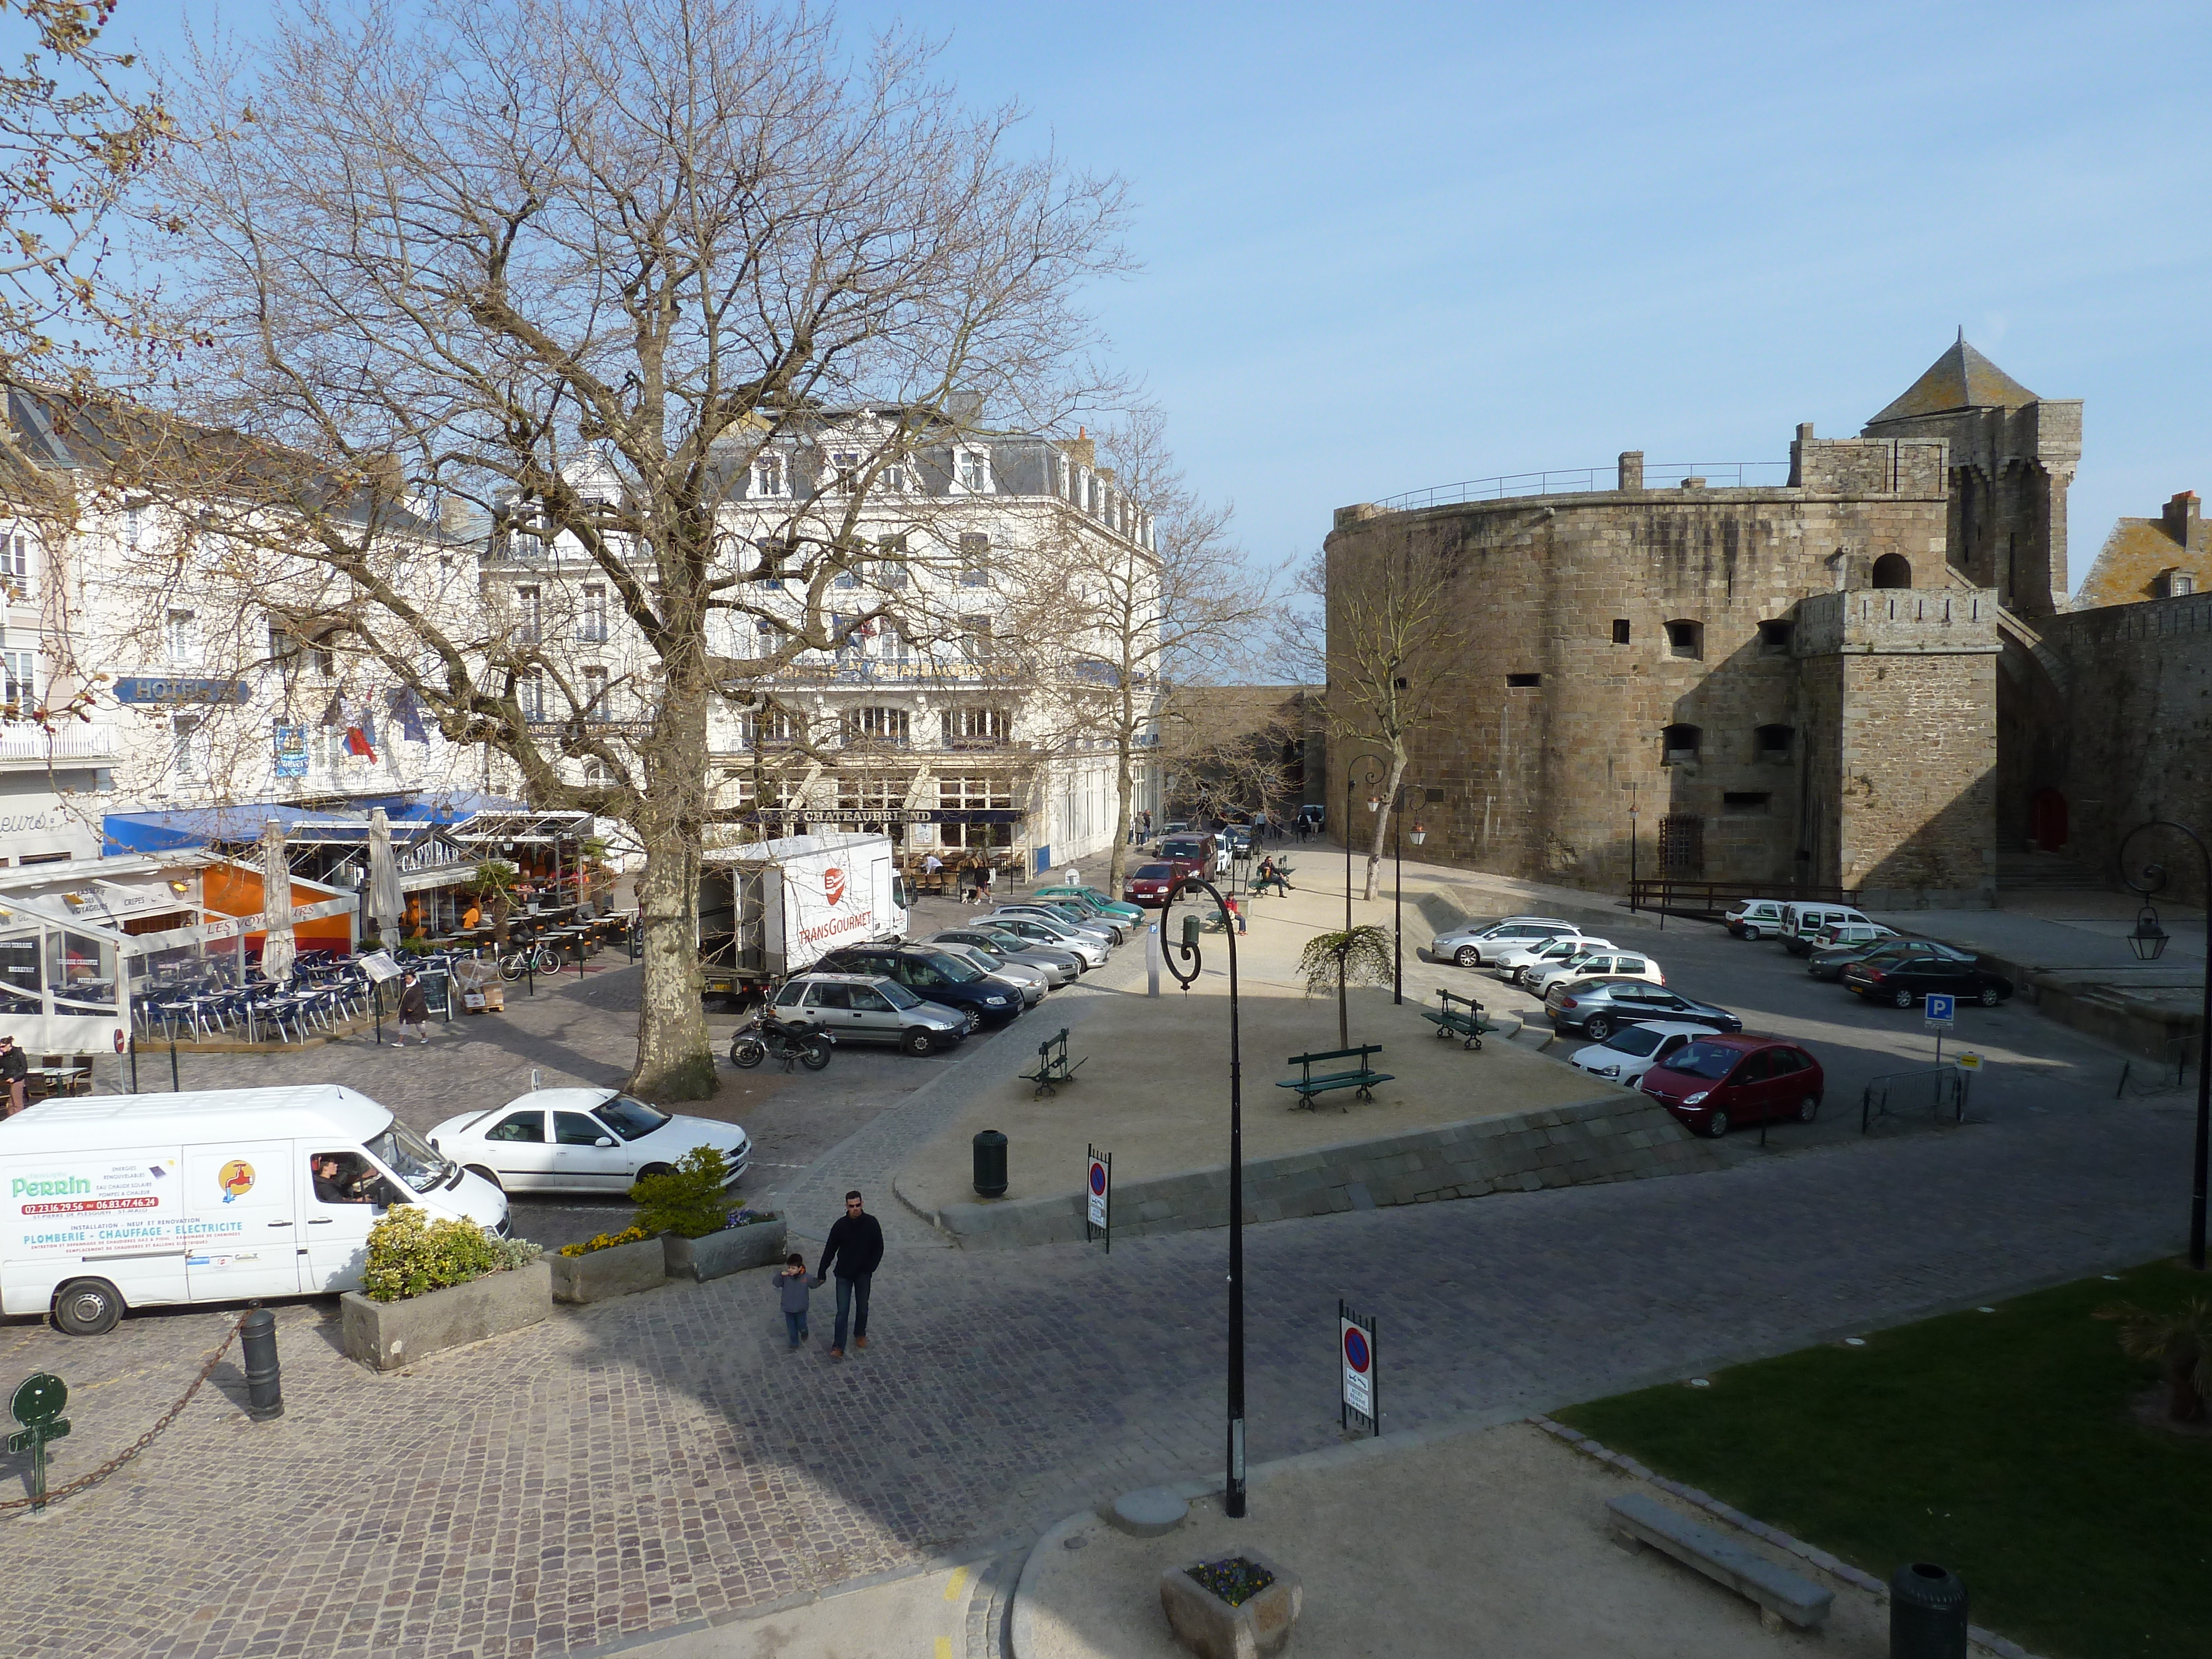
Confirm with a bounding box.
[1528,1416,2047,1659]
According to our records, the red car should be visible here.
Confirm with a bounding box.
[1123,858,1199,907]
[1636,1034,1824,1138]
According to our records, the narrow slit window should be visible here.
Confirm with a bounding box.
[1506,673,1541,688]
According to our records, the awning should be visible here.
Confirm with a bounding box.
[102,805,328,854]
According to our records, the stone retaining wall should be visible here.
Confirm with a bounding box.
[927,1092,1722,1251]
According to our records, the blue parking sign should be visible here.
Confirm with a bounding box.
[1924,993,1956,1027]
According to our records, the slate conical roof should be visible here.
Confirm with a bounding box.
[1867,331,2041,424]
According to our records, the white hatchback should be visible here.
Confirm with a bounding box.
[1524,948,1665,998]
[1568,1022,1712,1086]
[430,1088,750,1196]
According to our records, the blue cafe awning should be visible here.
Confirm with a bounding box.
[101,805,329,855]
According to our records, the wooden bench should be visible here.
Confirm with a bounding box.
[1420,988,1488,1051]
[1275,1045,1394,1112]
[1606,1491,1833,1634]
[1019,1027,1087,1099]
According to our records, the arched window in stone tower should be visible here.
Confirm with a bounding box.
[1664,619,1703,660]
[1871,553,1912,588]
[1661,723,1702,765]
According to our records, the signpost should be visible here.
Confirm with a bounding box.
[8,1373,70,1511]
[1338,1301,1379,1437]
[1086,1146,1112,1251]
[1924,992,1956,1070]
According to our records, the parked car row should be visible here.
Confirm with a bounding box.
[1723,899,2013,1008]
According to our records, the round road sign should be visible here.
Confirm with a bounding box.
[1088,1160,1108,1196]
[1343,1327,1371,1374]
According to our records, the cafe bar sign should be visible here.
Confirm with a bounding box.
[745,807,1022,825]
[113,677,253,707]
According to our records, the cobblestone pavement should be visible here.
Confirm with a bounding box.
[0,911,2192,1658]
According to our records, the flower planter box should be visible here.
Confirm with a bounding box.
[663,1216,787,1282]
[1159,1551,1303,1659]
[340,1259,552,1372]
[550,1234,669,1303]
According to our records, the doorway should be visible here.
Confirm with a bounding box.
[2028,787,2068,852]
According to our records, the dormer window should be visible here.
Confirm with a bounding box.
[2160,567,2198,598]
[956,448,990,492]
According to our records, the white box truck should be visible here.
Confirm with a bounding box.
[1,1086,509,1334]
[697,832,908,1004]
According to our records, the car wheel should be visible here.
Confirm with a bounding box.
[1705,1109,1730,1139]
[1743,925,1761,941]
[53,1277,123,1336]
[1583,1015,1614,1040]
[1892,988,1914,1009]
[638,1163,674,1180]
[901,1027,937,1056]
[1454,946,1480,968]
[961,1007,983,1034]
[466,1164,503,1193]
[1979,986,2002,1007]
[1797,1095,1820,1123]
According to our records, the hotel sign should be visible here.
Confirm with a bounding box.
[113,677,252,707]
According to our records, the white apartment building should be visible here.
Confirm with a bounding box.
[484,407,1164,879]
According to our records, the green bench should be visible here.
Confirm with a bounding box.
[1420,987,1488,1051]
[1276,1045,1393,1112]
[1019,1026,1087,1098]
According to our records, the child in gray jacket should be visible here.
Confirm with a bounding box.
[776,1253,811,1349]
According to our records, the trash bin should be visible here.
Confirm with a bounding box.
[972,1129,1008,1198]
[1889,1562,1968,1659]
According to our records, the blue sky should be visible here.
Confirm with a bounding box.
[123,2,2211,591]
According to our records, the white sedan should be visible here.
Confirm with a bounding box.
[1568,1022,1712,1086]
[429,1087,750,1194]
[1524,948,1665,998]
[1491,933,1613,983]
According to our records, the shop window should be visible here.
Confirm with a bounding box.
[1611,619,1631,645]
[1661,723,1702,765]
[939,773,1014,849]
[1664,619,1702,660]
[1755,724,1794,763]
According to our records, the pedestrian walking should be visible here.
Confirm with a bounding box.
[812,1188,884,1358]
[0,1035,25,1116]
[392,971,431,1047]
[775,1252,812,1349]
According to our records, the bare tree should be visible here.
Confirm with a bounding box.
[1000,406,1271,891]
[1286,531,1470,899]
[1156,682,1301,828]
[123,0,1128,1098]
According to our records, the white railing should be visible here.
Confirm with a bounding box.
[0,722,116,763]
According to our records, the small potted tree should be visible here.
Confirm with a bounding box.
[640,1147,788,1281]
[1159,1551,1303,1659]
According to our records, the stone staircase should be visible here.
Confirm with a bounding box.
[1996,849,2104,892]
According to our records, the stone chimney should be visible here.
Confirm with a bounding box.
[1617,451,1645,491]
[2163,490,2201,547]
[1062,425,1095,468]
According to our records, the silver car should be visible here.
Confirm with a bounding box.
[769,972,967,1056]
[926,939,1047,1005]
[992,900,1122,947]
[983,911,1110,967]
[925,927,1079,987]
[1428,916,1579,968]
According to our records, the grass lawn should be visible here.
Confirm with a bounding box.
[1555,1259,2212,1659]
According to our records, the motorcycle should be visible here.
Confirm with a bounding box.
[728,1011,833,1072]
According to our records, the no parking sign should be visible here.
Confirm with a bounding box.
[1085,1145,1112,1251]
[1338,1301,1379,1436]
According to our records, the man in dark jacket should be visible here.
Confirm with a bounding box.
[393,972,431,1047]
[0,1035,26,1115]
[812,1190,884,1359]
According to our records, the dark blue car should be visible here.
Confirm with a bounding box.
[816,944,1025,1032]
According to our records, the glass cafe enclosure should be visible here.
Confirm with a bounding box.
[0,853,350,1055]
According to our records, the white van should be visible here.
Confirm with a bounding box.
[1,1086,509,1335]
[1780,902,1871,947]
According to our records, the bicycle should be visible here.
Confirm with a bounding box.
[498,942,563,981]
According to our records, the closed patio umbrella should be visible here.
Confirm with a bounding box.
[368,807,405,946]
[259,818,296,984]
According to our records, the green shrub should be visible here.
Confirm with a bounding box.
[629,1145,733,1239]
[360,1205,531,1302]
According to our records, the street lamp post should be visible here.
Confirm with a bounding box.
[2119,818,2212,1271]
[1161,873,1250,1515]
[1342,753,1387,1041]
[1391,785,1428,1006]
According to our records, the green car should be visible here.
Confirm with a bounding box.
[1034,884,1145,925]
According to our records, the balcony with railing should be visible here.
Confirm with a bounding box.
[0,721,116,765]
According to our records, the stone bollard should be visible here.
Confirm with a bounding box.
[240,1308,285,1420]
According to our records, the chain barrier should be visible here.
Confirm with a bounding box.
[1,1313,245,1516]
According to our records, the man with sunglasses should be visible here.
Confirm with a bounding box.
[812,1189,885,1359]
